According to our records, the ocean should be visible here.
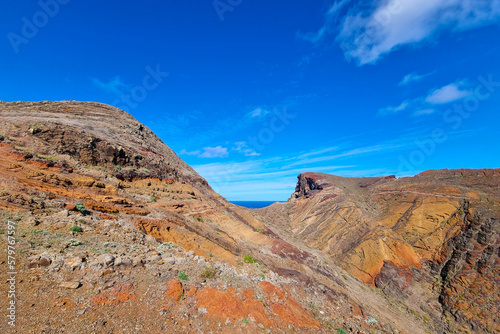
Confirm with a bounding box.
[230,201,283,209]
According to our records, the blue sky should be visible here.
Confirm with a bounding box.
[1,1,500,201]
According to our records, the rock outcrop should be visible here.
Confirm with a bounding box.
[256,170,500,333]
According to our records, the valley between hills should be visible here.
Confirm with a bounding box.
[0,101,498,334]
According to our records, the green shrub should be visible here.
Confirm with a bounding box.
[74,202,89,215]
[244,255,256,264]
[336,329,347,334]
[201,267,216,279]
[242,318,249,324]
[69,226,83,233]
[178,271,188,281]
[150,196,156,202]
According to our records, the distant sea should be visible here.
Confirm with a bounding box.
[230,201,283,209]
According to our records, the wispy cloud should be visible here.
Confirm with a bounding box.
[379,79,473,117]
[232,141,261,156]
[283,143,405,169]
[180,146,228,158]
[304,0,500,65]
[179,149,202,156]
[248,107,269,118]
[378,100,411,116]
[398,71,435,86]
[91,76,129,96]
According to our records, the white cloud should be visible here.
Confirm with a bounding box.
[199,146,229,158]
[180,146,228,158]
[91,76,129,96]
[378,100,410,116]
[328,0,352,15]
[232,141,261,157]
[425,82,472,104]
[398,71,435,86]
[327,0,500,65]
[380,79,473,116]
[179,149,202,156]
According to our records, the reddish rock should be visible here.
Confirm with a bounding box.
[186,286,197,298]
[90,294,109,306]
[258,281,320,328]
[65,203,76,211]
[166,279,184,302]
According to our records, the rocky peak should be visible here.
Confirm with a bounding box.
[291,172,326,199]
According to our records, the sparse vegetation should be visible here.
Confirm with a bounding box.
[178,271,188,281]
[69,226,83,232]
[150,196,156,202]
[244,255,256,264]
[201,266,217,279]
[74,202,89,215]
[67,239,82,246]
[242,318,249,324]
[336,328,347,334]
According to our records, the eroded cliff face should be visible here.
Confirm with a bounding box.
[256,170,500,333]
[0,101,424,334]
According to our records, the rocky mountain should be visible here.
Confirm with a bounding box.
[255,171,499,333]
[0,101,497,333]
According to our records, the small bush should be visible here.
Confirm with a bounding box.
[201,267,216,279]
[195,216,204,223]
[178,271,188,281]
[336,329,347,334]
[242,318,249,324]
[67,239,82,246]
[150,196,156,202]
[244,255,256,264]
[74,202,89,215]
[69,226,83,232]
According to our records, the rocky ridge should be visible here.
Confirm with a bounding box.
[0,101,429,333]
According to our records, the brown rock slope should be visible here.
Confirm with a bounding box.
[255,171,500,333]
[0,101,429,333]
